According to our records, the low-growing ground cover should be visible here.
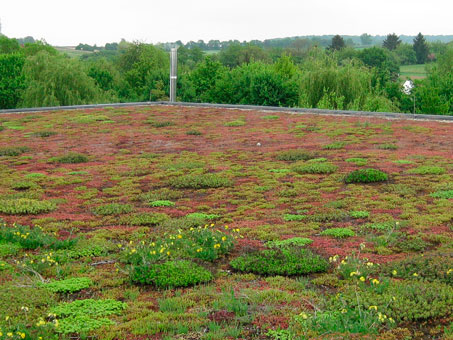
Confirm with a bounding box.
[0,105,452,339]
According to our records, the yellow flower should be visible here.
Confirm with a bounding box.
[166,251,171,256]
[392,270,397,276]
[20,332,26,339]
[0,332,2,337]
[214,243,221,249]
[341,309,347,314]
[299,312,308,320]
[366,262,374,267]
[7,333,13,337]
[413,272,418,277]
[5,316,9,321]
[224,225,229,229]
[196,248,202,253]
[372,279,380,285]
[177,234,182,239]
[221,236,227,241]
[359,276,365,282]
[368,305,378,311]
[117,244,122,248]
[447,269,453,275]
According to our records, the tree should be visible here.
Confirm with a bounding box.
[329,35,345,51]
[360,33,373,46]
[0,36,20,54]
[383,33,401,51]
[188,56,226,102]
[358,47,400,83]
[394,44,416,65]
[0,54,26,109]
[20,52,104,107]
[413,33,429,64]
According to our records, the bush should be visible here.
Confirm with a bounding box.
[0,146,30,157]
[276,149,316,162]
[0,198,57,215]
[92,203,133,215]
[39,277,93,293]
[169,173,231,189]
[283,214,306,221]
[186,212,219,220]
[0,241,22,257]
[293,162,338,174]
[345,168,388,183]
[346,158,368,166]
[50,152,89,164]
[11,181,36,190]
[230,248,328,276]
[321,228,356,238]
[266,237,313,248]
[130,260,213,288]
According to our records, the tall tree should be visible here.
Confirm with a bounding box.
[330,35,345,51]
[383,33,401,51]
[360,33,373,46]
[413,33,429,64]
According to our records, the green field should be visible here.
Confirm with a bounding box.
[54,46,93,58]
[400,64,428,79]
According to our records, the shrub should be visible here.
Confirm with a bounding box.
[0,224,76,250]
[50,152,89,164]
[0,146,30,157]
[276,149,316,162]
[169,173,231,189]
[321,228,356,238]
[350,211,370,219]
[382,255,453,285]
[0,198,57,215]
[149,200,175,207]
[344,168,388,183]
[431,190,453,199]
[224,120,245,127]
[124,213,169,226]
[293,162,338,174]
[130,260,213,288]
[39,277,93,293]
[92,203,133,215]
[408,166,446,175]
[230,248,328,276]
[186,212,219,220]
[266,237,313,248]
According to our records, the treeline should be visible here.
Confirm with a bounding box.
[0,34,452,114]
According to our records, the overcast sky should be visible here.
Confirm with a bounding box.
[1,0,452,46]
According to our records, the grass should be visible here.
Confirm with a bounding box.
[0,105,451,340]
[400,64,428,80]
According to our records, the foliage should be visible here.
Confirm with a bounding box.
[124,213,169,226]
[266,237,313,248]
[283,214,306,222]
[413,33,430,64]
[0,53,26,109]
[350,211,370,219]
[39,277,93,293]
[224,120,245,127]
[169,173,231,189]
[346,158,368,166]
[344,168,388,183]
[321,227,356,238]
[49,153,89,164]
[323,142,346,150]
[430,190,453,199]
[21,52,105,107]
[130,260,212,288]
[383,33,401,51]
[230,248,328,276]
[0,199,57,215]
[0,241,22,257]
[330,35,346,51]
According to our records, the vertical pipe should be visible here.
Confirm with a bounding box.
[170,48,177,102]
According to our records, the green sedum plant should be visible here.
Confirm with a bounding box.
[39,277,93,293]
[292,162,338,174]
[130,260,213,288]
[230,248,328,276]
[92,203,133,215]
[0,198,57,215]
[321,228,356,238]
[266,237,313,248]
[169,173,231,189]
[344,168,388,183]
[49,152,89,164]
[276,149,316,162]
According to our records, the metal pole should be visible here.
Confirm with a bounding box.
[170,48,177,102]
